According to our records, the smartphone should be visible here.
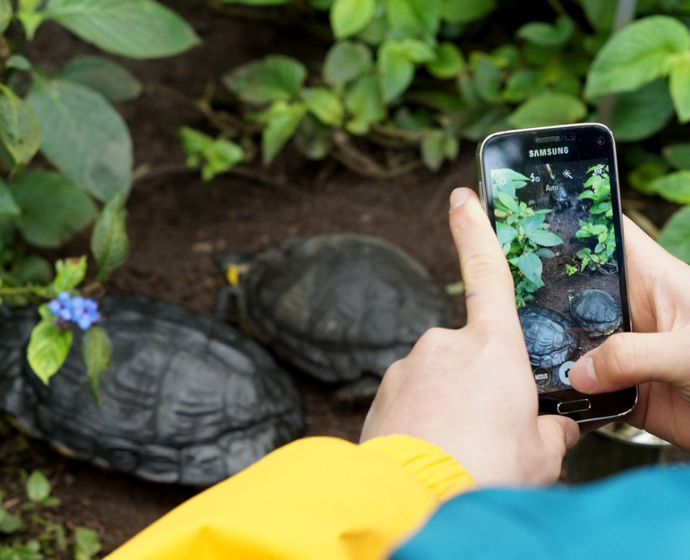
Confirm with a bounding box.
[477,123,637,423]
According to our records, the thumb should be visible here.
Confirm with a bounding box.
[569,330,690,394]
[535,415,580,482]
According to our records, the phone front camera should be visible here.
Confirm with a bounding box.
[564,133,576,141]
[597,136,606,145]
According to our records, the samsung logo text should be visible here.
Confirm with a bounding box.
[528,147,569,157]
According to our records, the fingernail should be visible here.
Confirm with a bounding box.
[449,188,470,212]
[572,356,598,393]
[565,420,580,450]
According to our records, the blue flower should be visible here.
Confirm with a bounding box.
[48,292,101,330]
[71,296,101,330]
[48,291,73,321]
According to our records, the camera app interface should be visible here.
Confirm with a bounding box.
[490,158,623,393]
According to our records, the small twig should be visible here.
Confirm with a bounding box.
[332,131,423,179]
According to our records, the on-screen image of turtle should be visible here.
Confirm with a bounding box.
[567,289,622,338]
[0,293,304,486]
[217,234,454,402]
[518,304,578,369]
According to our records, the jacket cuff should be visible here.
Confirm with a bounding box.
[361,435,476,500]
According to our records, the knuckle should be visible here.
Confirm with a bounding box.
[599,335,634,379]
[413,327,454,353]
[461,252,504,285]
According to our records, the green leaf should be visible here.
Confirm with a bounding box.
[75,526,102,560]
[344,72,385,134]
[301,87,343,126]
[323,41,372,86]
[421,130,445,171]
[261,101,308,164]
[0,83,41,168]
[517,16,574,47]
[670,58,690,123]
[507,93,587,128]
[17,0,43,39]
[223,0,289,4]
[442,0,495,24]
[223,55,306,104]
[26,470,51,503]
[91,192,129,281]
[517,252,543,285]
[6,54,33,71]
[0,180,20,217]
[81,325,111,402]
[585,15,690,99]
[294,113,332,160]
[59,56,143,101]
[27,318,73,384]
[427,42,465,79]
[526,228,563,247]
[52,256,87,294]
[580,0,616,32]
[10,255,53,285]
[663,143,690,170]
[27,77,132,202]
[398,38,435,63]
[42,0,200,59]
[378,40,416,102]
[9,170,97,248]
[522,214,545,234]
[649,171,690,204]
[0,509,23,533]
[386,0,441,41]
[0,0,12,33]
[331,0,375,39]
[179,127,244,180]
[497,191,519,213]
[610,79,674,142]
[470,52,501,104]
[496,222,517,245]
[659,204,690,263]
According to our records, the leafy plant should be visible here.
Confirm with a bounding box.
[0,469,101,560]
[189,0,690,265]
[571,163,618,274]
[492,168,564,307]
[0,1,198,386]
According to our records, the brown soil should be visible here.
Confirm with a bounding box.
[2,2,687,557]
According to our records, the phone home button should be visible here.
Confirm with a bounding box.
[557,399,592,415]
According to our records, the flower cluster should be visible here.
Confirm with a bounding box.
[48,291,101,331]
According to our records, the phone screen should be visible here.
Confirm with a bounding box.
[479,125,634,414]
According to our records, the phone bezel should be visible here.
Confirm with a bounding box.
[477,123,637,423]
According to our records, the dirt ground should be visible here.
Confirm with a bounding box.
[2,2,688,557]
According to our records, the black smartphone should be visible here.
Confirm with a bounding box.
[477,123,637,423]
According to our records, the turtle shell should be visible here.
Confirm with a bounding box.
[0,294,304,486]
[230,234,453,383]
[568,289,621,337]
[518,304,578,369]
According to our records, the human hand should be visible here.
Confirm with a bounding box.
[360,188,579,487]
[569,217,690,450]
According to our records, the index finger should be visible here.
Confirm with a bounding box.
[448,187,517,324]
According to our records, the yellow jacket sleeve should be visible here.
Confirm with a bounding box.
[106,435,475,560]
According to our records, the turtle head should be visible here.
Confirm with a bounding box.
[215,252,255,286]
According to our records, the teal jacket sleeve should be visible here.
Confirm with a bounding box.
[393,464,690,559]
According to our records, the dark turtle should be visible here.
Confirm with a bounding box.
[518,304,578,369]
[568,289,621,338]
[217,234,453,400]
[0,293,304,486]
[550,182,571,211]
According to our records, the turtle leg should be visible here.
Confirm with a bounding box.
[334,375,382,407]
[214,285,241,321]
